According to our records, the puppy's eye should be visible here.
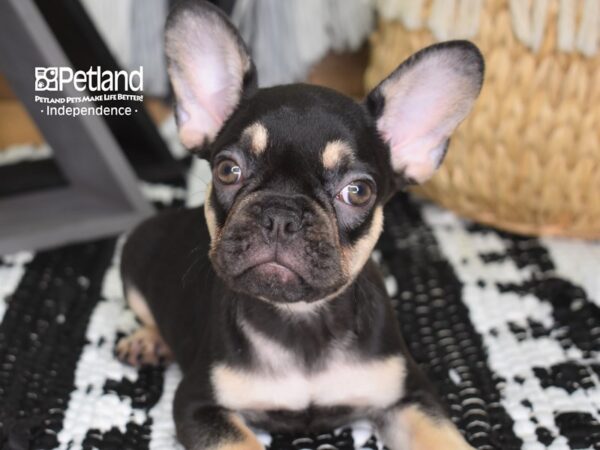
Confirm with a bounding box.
[337,181,372,206]
[215,159,242,185]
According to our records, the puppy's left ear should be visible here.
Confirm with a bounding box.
[366,41,484,183]
[165,0,257,154]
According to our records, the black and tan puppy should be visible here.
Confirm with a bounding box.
[118,1,484,448]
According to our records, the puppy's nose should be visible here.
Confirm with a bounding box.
[261,209,302,242]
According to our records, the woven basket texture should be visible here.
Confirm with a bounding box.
[365,0,600,238]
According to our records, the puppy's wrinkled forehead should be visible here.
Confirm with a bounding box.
[213,85,387,183]
[236,121,353,178]
[240,120,354,171]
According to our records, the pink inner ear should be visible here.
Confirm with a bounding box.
[376,50,481,183]
[166,11,249,149]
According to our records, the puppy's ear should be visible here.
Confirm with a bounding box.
[165,0,256,154]
[366,41,484,183]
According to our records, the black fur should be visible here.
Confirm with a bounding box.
[121,1,484,448]
[121,207,442,435]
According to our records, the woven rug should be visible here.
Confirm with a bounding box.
[1,155,600,449]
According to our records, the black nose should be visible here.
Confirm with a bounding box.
[261,207,302,242]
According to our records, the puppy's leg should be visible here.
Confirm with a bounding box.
[174,380,264,450]
[177,409,263,450]
[378,404,473,450]
[116,286,173,366]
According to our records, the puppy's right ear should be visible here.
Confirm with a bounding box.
[165,0,256,155]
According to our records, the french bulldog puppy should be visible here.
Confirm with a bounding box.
[118,1,484,449]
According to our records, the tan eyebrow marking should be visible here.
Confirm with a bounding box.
[322,140,353,169]
[242,122,268,155]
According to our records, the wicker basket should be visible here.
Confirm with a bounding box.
[366,0,600,239]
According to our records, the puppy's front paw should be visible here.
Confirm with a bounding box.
[116,326,173,367]
[217,439,264,450]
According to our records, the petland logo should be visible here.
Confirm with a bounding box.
[35,66,144,117]
[35,66,144,92]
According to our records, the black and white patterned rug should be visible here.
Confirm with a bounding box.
[1,140,600,449]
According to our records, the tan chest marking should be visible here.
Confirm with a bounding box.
[211,323,406,411]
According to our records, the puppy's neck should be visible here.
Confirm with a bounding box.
[231,285,361,361]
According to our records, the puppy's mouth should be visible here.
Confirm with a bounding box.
[218,249,325,303]
[234,250,305,285]
[249,261,301,285]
